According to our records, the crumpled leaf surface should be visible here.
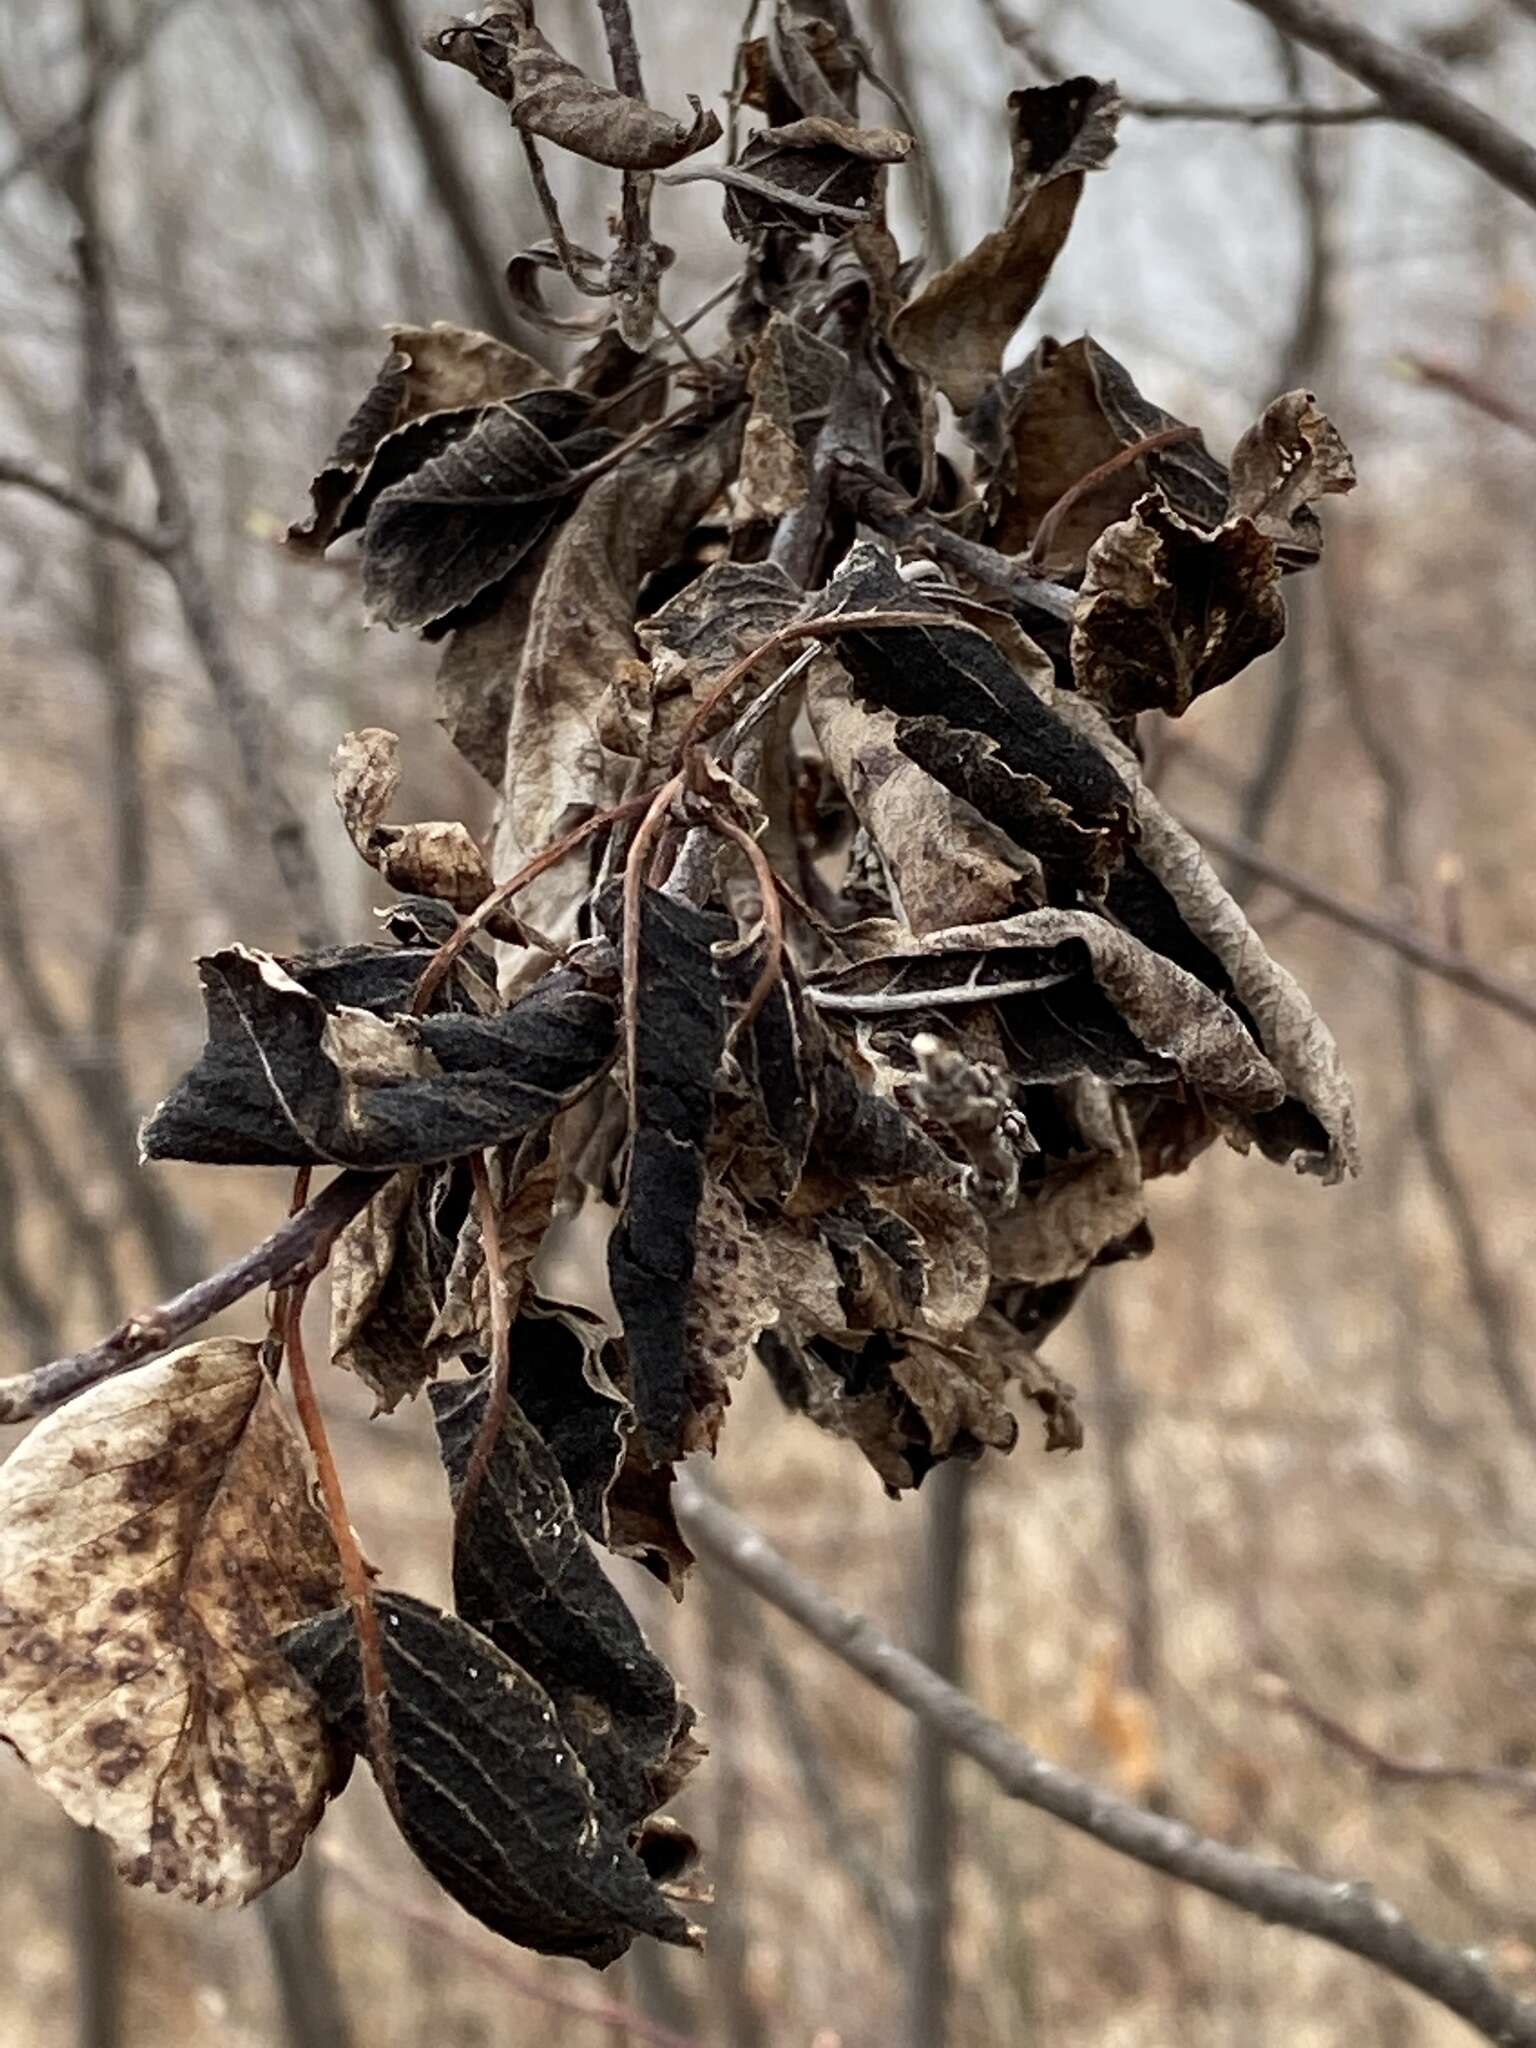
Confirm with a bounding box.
[1072,494,1285,718]
[967,333,1231,571]
[608,893,728,1461]
[892,78,1120,413]
[332,727,495,913]
[141,945,616,1169]
[736,310,849,523]
[427,8,721,170]
[0,1340,343,1906]
[825,542,1133,892]
[1227,388,1357,563]
[720,119,911,240]
[280,1591,699,1966]
[433,1372,696,1829]
[288,321,552,550]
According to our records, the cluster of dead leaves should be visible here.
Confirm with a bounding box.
[1,0,1358,1975]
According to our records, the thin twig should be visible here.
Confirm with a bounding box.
[281,1283,398,1819]
[0,1169,384,1426]
[0,456,168,558]
[1229,0,1536,211]
[1258,1671,1536,1802]
[673,1476,1536,2047]
[1398,354,1536,443]
[1186,815,1536,1034]
[708,813,784,1039]
[1127,96,1389,124]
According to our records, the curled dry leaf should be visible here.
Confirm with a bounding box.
[825,543,1133,893]
[288,321,552,550]
[715,118,911,240]
[332,728,495,915]
[1072,494,1285,719]
[1227,388,1357,564]
[141,946,616,1169]
[736,311,849,524]
[280,1591,699,1966]
[967,334,1231,571]
[0,1340,343,1906]
[425,8,721,171]
[892,78,1121,414]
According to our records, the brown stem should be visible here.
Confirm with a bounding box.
[674,1475,1536,2048]
[1257,1670,1536,1801]
[1025,424,1198,569]
[707,814,785,1040]
[282,1283,397,1818]
[1,1170,385,1426]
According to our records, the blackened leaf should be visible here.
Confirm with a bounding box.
[1071,494,1285,718]
[0,1341,343,1907]
[1227,389,1356,565]
[824,544,1133,893]
[288,322,553,550]
[279,1592,699,1965]
[809,909,1283,1113]
[719,118,911,239]
[140,949,616,1169]
[432,1373,695,1830]
[504,1298,632,1541]
[433,531,556,785]
[363,392,610,634]
[678,1179,781,1452]
[492,409,746,980]
[891,79,1120,413]
[1055,694,1359,1177]
[608,893,727,1461]
[427,8,722,170]
[713,955,818,1207]
[428,1147,558,1365]
[736,311,849,523]
[968,335,1231,571]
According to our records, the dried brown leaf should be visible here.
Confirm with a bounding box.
[427,9,721,170]
[0,1340,343,1906]
[1227,389,1357,564]
[1072,495,1285,718]
[891,79,1120,414]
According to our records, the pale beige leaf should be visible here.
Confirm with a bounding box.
[0,1340,343,1906]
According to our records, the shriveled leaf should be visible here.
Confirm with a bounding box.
[429,1148,559,1364]
[824,543,1133,894]
[331,728,496,914]
[331,1165,470,1411]
[719,118,911,239]
[289,321,552,550]
[1072,494,1285,718]
[678,1178,781,1452]
[280,1592,699,1965]
[608,893,727,1461]
[427,7,721,170]
[806,654,1038,931]
[968,334,1230,571]
[433,1372,695,1829]
[736,311,849,523]
[141,947,616,1169]
[493,409,745,978]
[0,1340,343,1906]
[1227,389,1356,564]
[1056,695,1359,1177]
[988,1081,1147,1286]
[973,1306,1085,1451]
[891,79,1120,414]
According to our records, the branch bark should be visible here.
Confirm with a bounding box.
[1230,0,1536,209]
[673,1475,1536,2048]
[0,1169,384,1427]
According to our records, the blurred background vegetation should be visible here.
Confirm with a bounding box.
[3,1,1536,2043]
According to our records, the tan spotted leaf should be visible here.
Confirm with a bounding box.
[0,1340,344,1906]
